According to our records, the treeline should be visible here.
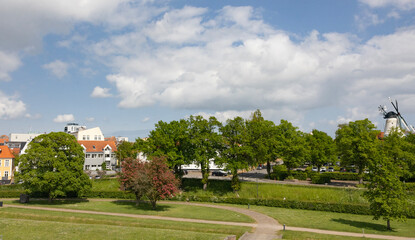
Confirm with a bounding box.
[116,110,415,191]
[116,109,415,229]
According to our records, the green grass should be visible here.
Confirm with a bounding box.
[247,205,415,237]
[281,230,378,240]
[189,181,368,204]
[0,209,245,240]
[4,199,254,223]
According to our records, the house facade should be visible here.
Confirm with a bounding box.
[72,127,105,141]
[78,140,117,171]
[0,145,15,183]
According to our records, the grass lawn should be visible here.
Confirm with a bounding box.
[248,205,415,237]
[4,199,254,223]
[281,230,379,240]
[0,207,249,239]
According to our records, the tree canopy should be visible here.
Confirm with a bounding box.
[275,120,308,173]
[247,109,278,178]
[335,119,380,183]
[306,129,336,172]
[187,115,222,190]
[17,132,91,202]
[218,117,253,192]
[135,119,191,177]
[364,129,409,230]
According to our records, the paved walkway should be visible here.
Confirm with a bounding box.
[3,200,415,240]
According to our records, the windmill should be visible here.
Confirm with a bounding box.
[379,98,415,135]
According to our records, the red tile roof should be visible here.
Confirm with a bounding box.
[0,145,15,159]
[78,140,117,153]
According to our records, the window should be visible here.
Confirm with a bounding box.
[5,160,9,167]
[85,165,90,170]
[98,154,103,158]
[0,160,2,167]
[111,154,115,158]
[86,154,91,158]
[91,154,96,158]
[91,165,96,168]
[5,171,8,179]
[98,136,101,140]
[92,145,96,149]
[105,154,110,158]
[83,136,86,140]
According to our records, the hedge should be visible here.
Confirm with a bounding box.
[311,174,331,184]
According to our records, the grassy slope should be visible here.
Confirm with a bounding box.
[281,230,379,240]
[0,207,249,239]
[4,199,254,223]
[248,205,415,237]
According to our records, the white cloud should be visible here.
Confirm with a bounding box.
[25,113,42,119]
[0,91,26,119]
[53,114,75,123]
[86,5,415,133]
[360,0,415,10]
[42,60,69,78]
[142,117,150,122]
[86,117,95,122]
[91,86,113,98]
[0,51,21,81]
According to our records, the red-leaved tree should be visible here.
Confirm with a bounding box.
[146,157,179,209]
[119,158,151,205]
[119,157,179,209]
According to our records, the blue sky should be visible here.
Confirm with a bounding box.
[1,0,415,140]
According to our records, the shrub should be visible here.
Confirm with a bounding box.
[311,174,331,184]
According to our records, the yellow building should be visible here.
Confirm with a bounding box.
[0,145,15,181]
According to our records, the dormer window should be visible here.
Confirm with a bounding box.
[93,145,96,149]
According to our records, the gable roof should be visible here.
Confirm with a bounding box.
[78,140,117,153]
[0,145,15,159]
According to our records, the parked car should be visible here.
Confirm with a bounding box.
[320,167,326,172]
[328,167,334,172]
[312,166,318,172]
[212,170,228,176]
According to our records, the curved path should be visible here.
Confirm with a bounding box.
[3,200,414,240]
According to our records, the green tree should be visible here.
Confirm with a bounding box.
[218,117,253,192]
[188,115,222,190]
[246,109,278,178]
[17,132,91,202]
[115,141,136,166]
[306,129,336,173]
[365,129,408,230]
[403,133,415,179]
[335,119,379,184]
[136,119,191,178]
[275,120,308,174]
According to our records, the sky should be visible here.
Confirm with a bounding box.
[1,0,415,140]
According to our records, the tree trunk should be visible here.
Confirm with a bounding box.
[151,200,157,210]
[135,193,140,206]
[266,160,271,179]
[358,165,364,184]
[48,195,52,204]
[387,219,391,230]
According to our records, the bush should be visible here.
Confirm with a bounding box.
[311,174,331,184]
[292,171,307,180]
[0,191,22,198]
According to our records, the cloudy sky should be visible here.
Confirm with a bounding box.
[1,0,415,140]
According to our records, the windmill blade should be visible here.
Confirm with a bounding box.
[396,99,399,112]
[399,115,411,131]
[390,98,399,113]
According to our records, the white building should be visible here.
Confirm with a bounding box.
[71,127,105,141]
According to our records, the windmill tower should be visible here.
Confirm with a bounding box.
[379,98,415,136]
